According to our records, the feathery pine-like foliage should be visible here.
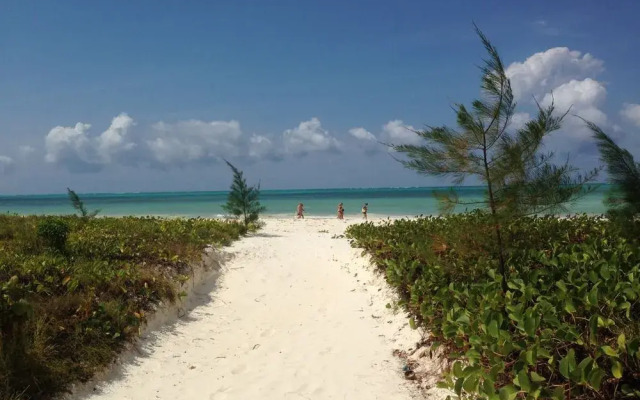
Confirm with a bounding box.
[587,122,640,219]
[67,188,99,218]
[221,161,266,227]
[392,26,597,290]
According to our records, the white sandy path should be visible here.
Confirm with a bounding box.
[76,218,445,400]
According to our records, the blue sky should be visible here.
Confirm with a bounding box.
[1,0,639,194]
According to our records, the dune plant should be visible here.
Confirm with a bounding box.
[586,122,640,220]
[222,161,266,227]
[347,214,640,399]
[0,215,244,399]
[67,188,99,218]
[390,26,597,291]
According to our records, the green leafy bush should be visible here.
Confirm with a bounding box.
[0,215,245,399]
[347,213,640,399]
[36,217,70,252]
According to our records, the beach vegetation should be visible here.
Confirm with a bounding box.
[222,161,266,228]
[346,213,640,399]
[0,215,244,399]
[67,188,99,219]
[587,122,640,224]
[390,26,597,291]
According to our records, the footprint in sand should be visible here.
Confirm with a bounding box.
[231,364,247,375]
[260,328,276,338]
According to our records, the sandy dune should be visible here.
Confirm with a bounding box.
[72,218,446,400]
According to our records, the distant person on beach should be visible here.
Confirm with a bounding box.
[297,203,305,219]
[361,203,368,220]
[337,203,344,219]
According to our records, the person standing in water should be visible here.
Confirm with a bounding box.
[296,203,305,219]
[337,203,344,219]
[361,203,368,220]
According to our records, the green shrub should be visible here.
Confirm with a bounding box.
[36,217,70,252]
[0,215,246,399]
[347,213,640,399]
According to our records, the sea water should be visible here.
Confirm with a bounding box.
[0,186,608,218]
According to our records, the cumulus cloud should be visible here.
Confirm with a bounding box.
[18,145,35,158]
[349,127,377,141]
[0,156,14,175]
[248,134,278,159]
[349,127,380,154]
[44,113,135,171]
[147,119,243,166]
[506,47,604,101]
[282,118,340,155]
[620,103,640,127]
[537,78,607,145]
[544,78,607,125]
[510,112,532,131]
[380,120,421,146]
[96,113,136,162]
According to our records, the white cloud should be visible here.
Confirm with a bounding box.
[44,113,136,171]
[541,78,607,140]
[148,119,243,166]
[620,103,640,127]
[510,112,531,131]
[248,134,276,159]
[349,127,377,141]
[45,122,93,165]
[18,145,35,158]
[282,117,339,155]
[381,120,421,146]
[349,127,380,154]
[96,113,135,163]
[506,47,604,101]
[0,156,14,174]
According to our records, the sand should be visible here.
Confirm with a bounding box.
[71,217,448,400]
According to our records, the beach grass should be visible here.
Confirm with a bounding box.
[0,214,246,400]
[346,212,640,399]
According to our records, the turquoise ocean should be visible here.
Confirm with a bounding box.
[0,186,608,218]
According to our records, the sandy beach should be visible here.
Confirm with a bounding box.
[68,217,447,400]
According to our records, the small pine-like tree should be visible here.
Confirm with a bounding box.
[67,188,99,218]
[391,26,597,291]
[586,121,640,219]
[221,161,266,227]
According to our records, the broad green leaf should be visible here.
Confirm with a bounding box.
[559,349,576,379]
[452,361,463,378]
[618,333,626,350]
[564,300,576,313]
[588,366,606,390]
[488,319,499,338]
[551,386,565,400]
[555,280,567,292]
[516,370,531,392]
[588,286,598,306]
[454,377,464,396]
[499,384,518,400]
[601,345,617,357]
[530,371,545,382]
[456,313,470,324]
[524,315,537,337]
[463,374,479,392]
[611,360,623,379]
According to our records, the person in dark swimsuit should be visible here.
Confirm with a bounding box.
[296,203,305,219]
